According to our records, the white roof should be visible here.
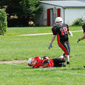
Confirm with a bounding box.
[40,1,85,7]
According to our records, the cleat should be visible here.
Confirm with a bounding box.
[67,61,70,65]
[62,63,66,67]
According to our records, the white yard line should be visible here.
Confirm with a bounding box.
[18,30,83,36]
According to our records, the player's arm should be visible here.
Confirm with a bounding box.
[77,27,85,43]
[43,63,49,68]
[43,60,50,68]
[78,32,85,41]
[81,32,85,40]
[66,24,73,37]
[39,63,49,68]
[77,16,85,43]
[80,27,85,40]
[50,35,56,44]
[40,58,50,68]
[68,31,73,37]
[48,35,56,49]
[43,57,50,68]
[48,27,57,49]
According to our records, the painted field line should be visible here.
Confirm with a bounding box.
[7,63,85,76]
[18,30,82,36]
[18,33,52,36]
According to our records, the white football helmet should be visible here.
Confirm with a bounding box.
[55,17,63,24]
[27,58,32,66]
[27,58,37,66]
[82,16,85,24]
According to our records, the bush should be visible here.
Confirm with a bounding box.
[72,18,82,26]
[0,9,7,35]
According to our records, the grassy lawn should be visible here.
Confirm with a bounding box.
[0,26,85,85]
[6,26,82,36]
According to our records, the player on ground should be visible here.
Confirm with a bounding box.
[48,17,73,65]
[27,56,66,68]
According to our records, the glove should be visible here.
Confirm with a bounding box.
[69,31,73,37]
[48,44,52,49]
[43,56,49,63]
[43,56,49,60]
[77,39,80,43]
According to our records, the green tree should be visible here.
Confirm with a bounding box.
[0,9,7,35]
[0,0,41,26]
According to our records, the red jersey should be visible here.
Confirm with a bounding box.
[33,56,54,68]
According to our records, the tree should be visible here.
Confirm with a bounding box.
[0,0,41,26]
[0,9,7,35]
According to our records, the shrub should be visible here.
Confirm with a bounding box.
[72,18,82,26]
[0,9,7,35]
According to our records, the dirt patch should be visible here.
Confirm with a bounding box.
[0,60,27,64]
[18,30,82,36]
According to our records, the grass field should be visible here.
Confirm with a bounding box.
[0,26,85,85]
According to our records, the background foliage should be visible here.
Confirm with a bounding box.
[0,9,7,35]
[0,0,41,27]
[72,18,82,26]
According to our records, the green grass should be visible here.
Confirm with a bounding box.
[0,26,85,85]
[5,26,82,36]
[6,27,52,36]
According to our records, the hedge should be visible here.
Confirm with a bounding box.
[0,9,7,35]
[72,18,82,26]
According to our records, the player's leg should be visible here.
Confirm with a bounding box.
[53,63,66,67]
[53,58,66,64]
[64,41,70,64]
[58,41,70,64]
[65,55,70,64]
[53,58,66,67]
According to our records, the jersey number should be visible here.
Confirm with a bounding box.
[60,27,68,35]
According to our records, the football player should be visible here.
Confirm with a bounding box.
[77,15,85,68]
[48,17,73,65]
[77,16,85,43]
[27,56,66,68]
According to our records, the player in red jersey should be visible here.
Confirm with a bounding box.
[77,16,85,43]
[27,56,66,68]
[48,17,73,65]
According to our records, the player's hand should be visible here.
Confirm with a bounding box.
[43,56,49,60]
[69,31,73,37]
[48,44,52,49]
[70,33,73,37]
[77,38,80,43]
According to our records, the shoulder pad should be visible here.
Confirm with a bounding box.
[52,26,56,30]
